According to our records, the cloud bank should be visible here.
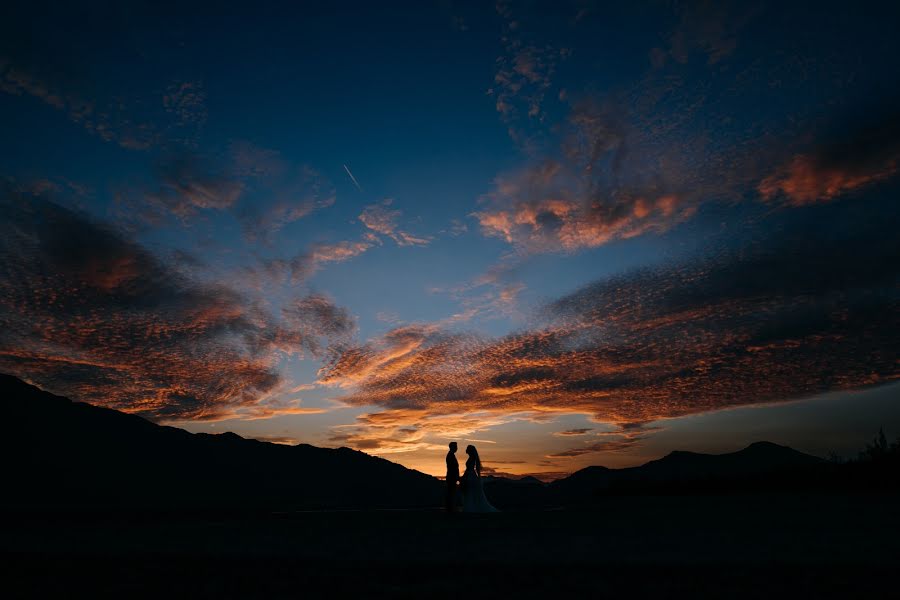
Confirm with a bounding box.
[321,202,900,454]
[0,189,351,421]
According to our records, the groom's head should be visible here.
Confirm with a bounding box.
[449,442,457,452]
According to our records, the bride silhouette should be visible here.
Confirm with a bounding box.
[460,445,499,513]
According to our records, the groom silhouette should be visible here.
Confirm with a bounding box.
[445,442,459,513]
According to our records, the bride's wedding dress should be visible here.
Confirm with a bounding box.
[462,466,499,513]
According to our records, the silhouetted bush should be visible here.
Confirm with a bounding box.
[858,428,892,462]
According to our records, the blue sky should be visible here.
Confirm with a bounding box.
[1,1,899,477]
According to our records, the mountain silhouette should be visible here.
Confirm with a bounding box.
[1,374,441,510]
[536,441,825,505]
[641,441,823,478]
[3,374,834,511]
[485,441,826,507]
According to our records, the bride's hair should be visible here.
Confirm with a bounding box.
[465,445,482,475]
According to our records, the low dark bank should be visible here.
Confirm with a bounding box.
[3,495,899,598]
[3,374,899,513]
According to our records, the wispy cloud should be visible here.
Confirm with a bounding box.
[320,203,900,453]
[163,81,208,127]
[549,425,662,458]
[665,1,757,66]
[474,100,698,254]
[476,86,900,255]
[759,102,900,205]
[327,409,514,455]
[359,199,431,247]
[256,240,374,286]
[115,144,336,241]
[489,1,570,145]
[237,162,336,241]
[479,3,900,258]
[553,428,593,437]
[250,435,302,445]
[428,260,526,324]
[144,156,245,219]
[0,55,206,150]
[0,189,355,422]
[547,436,644,458]
[281,293,356,357]
[214,401,331,422]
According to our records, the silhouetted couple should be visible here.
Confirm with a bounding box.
[445,442,498,513]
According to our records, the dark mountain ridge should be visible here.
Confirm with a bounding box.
[545,440,825,503]
[3,374,856,511]
[483,441,828,508]
[1,374,442,510]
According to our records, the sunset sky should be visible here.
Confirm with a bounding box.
[2,1,899,479]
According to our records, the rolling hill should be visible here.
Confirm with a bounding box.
[1,374,442,510]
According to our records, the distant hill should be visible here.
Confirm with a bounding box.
[485,441,827,508]
[547,441,825,504]
[1,374,442,510]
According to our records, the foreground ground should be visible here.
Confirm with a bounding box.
[3,492,899,598]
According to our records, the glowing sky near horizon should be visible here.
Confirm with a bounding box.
[1,1,899,478]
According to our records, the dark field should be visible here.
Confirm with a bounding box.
[3,492,899,598]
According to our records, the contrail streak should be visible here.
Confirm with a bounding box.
[343,164,362,191]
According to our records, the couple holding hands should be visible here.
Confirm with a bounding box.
[445,442,498,513]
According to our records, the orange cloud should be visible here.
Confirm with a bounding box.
[759,154,898,205]
[321,223,900,457]
[328,408,516,456]
[473,97,707,254]
[476,192,690,253]
[359,199,431,247]
[251,435,302,445]
[758,104,900,205]
[0,192,352,422]
[196,401,332,423]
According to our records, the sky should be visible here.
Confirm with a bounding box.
[1,1,899,479]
